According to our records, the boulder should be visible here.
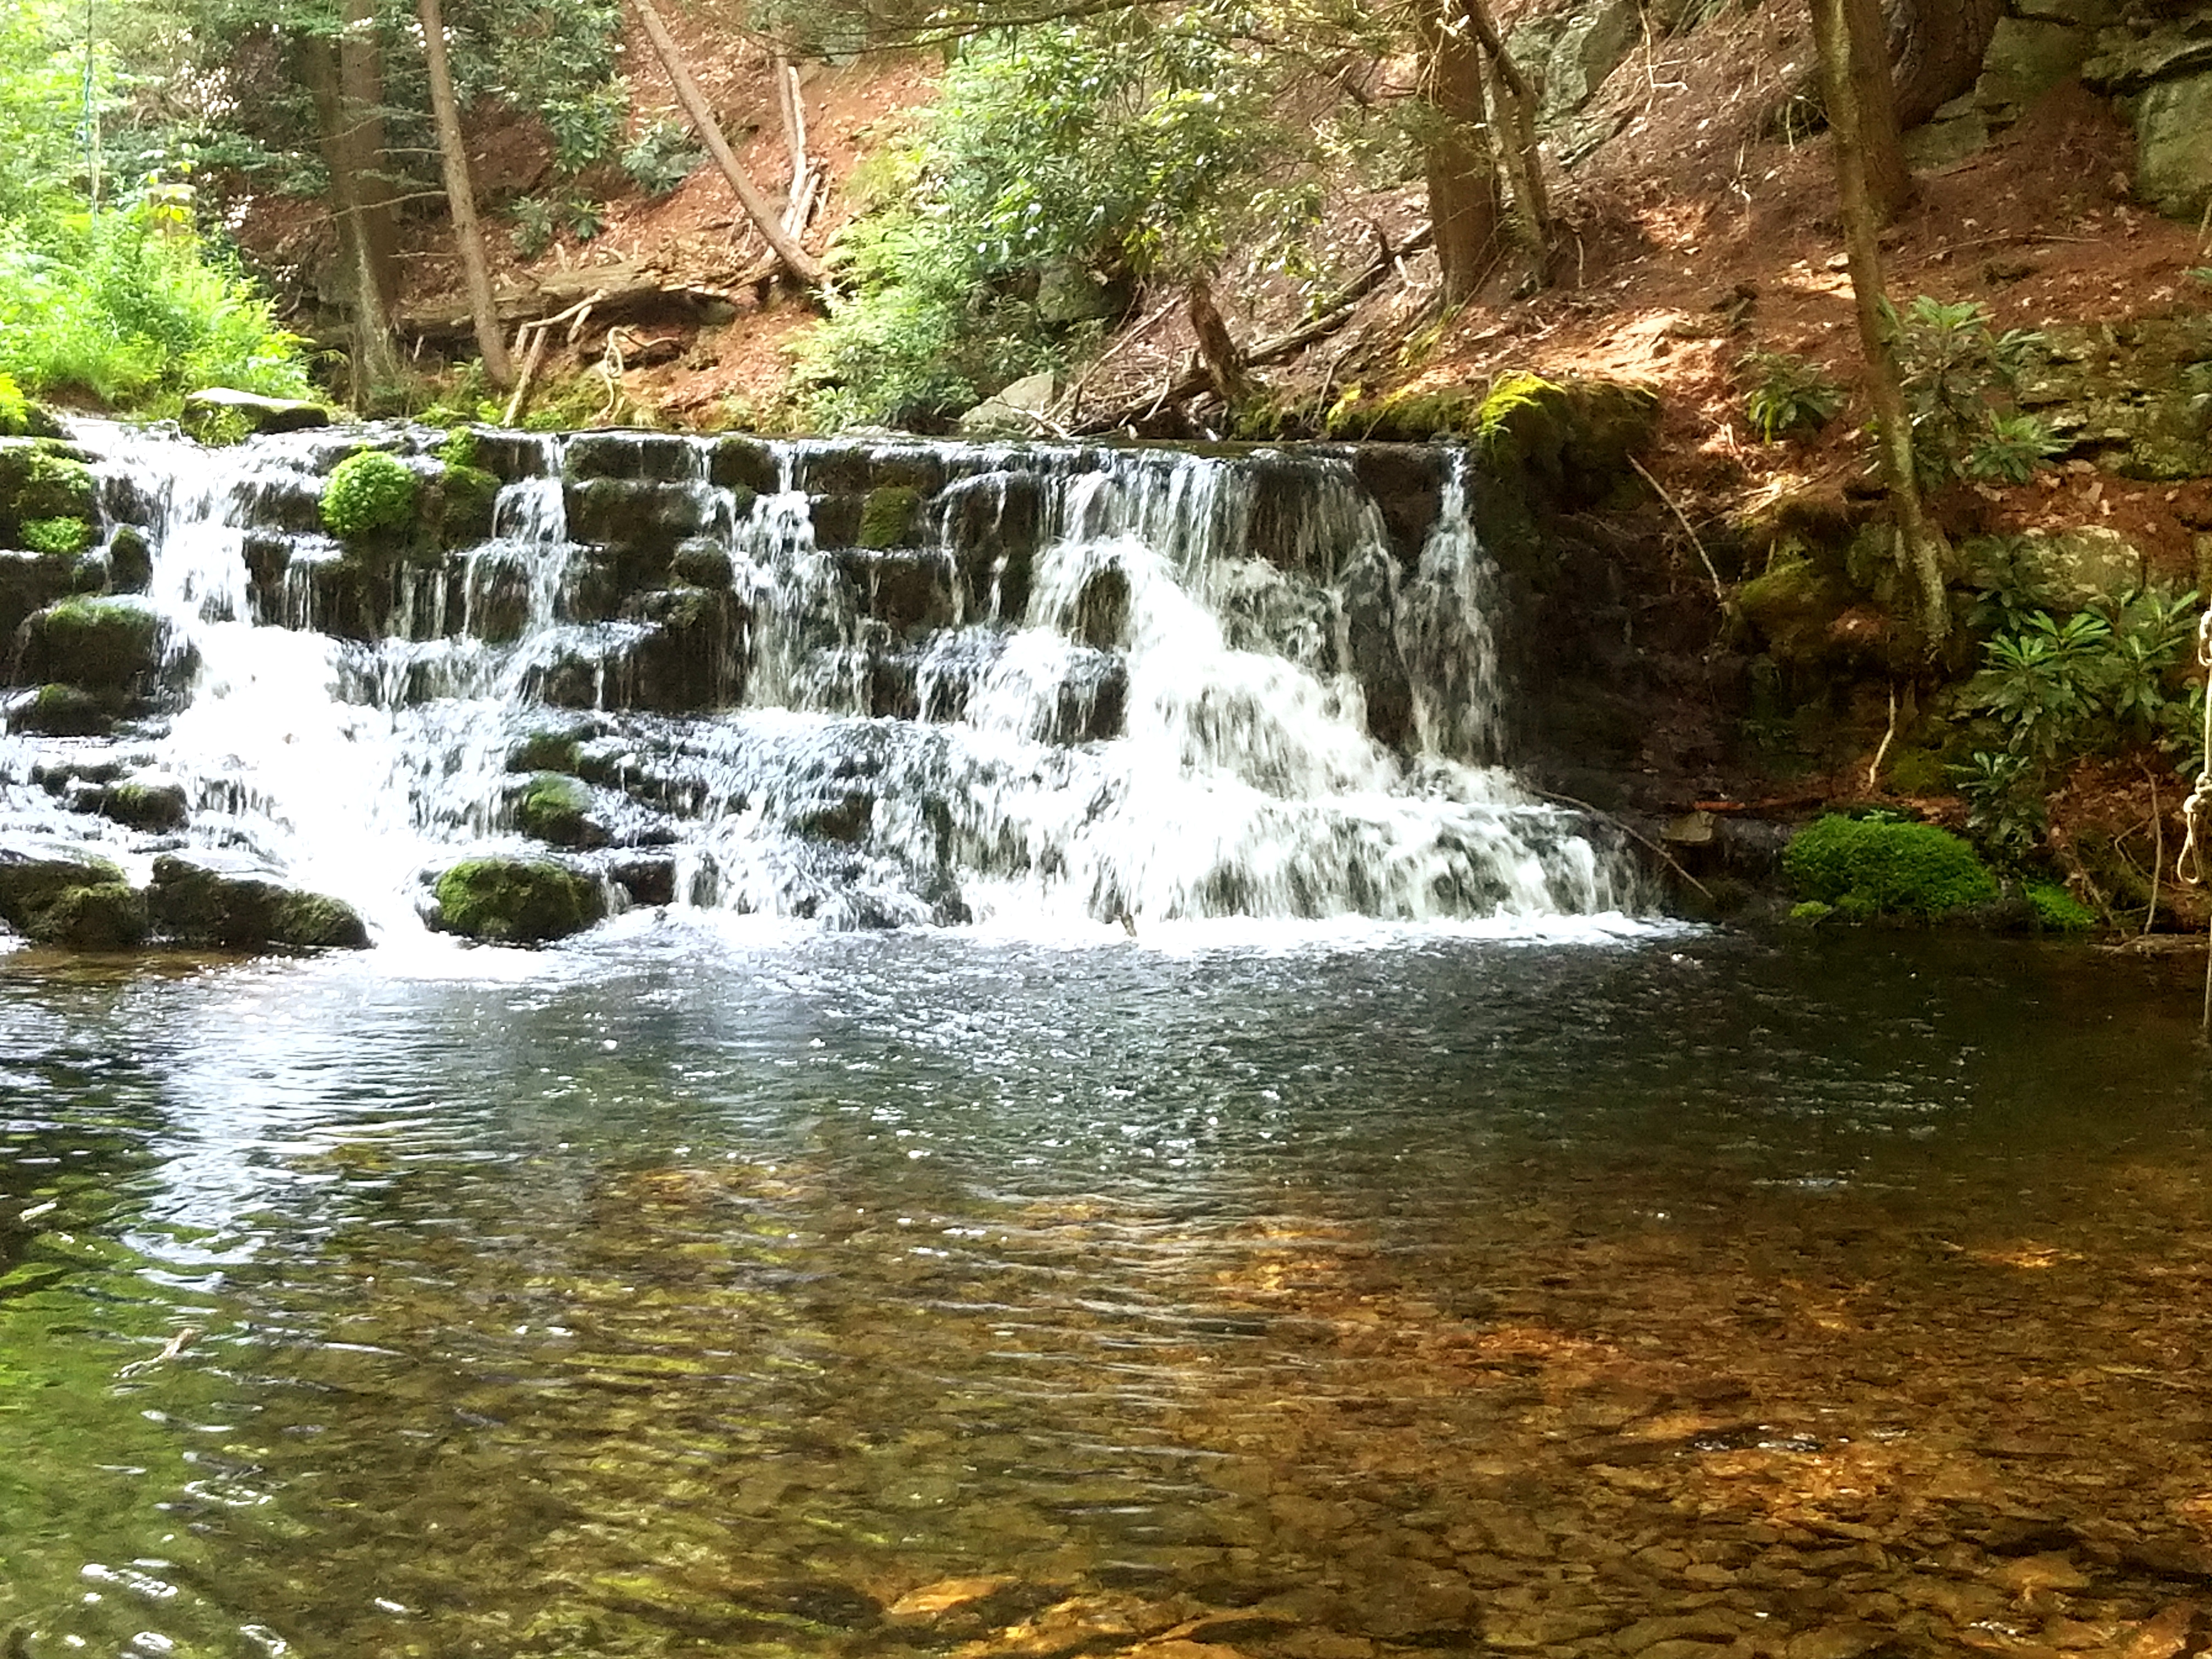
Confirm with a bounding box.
[957,373,1064,438]
[0,440,95,546]
[12,597,189,697]
[2132,71,2212,219]
[148,850,371,950]
[427,856,605,945]
[95,772,191,833]
[179,389,330,444]
[512,771,600,847]
[30,881,149,950]
[7,683,123,736]
[0,839,128,935]
[0,546,79,645]
[106,524,153,595]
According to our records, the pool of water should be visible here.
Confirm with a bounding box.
[4,923,2211,1658]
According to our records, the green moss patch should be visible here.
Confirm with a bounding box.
[1783,814,1999,919]
[2024,880,2096,932]
[514,772,597,846]
[430,857,605,945]
[14,598,170,692]
[858,485,923,549]
[320,450,420,543]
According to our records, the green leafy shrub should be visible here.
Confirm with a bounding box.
[320,451,419,542]
[0,370,28,435]
[560,197,605,242]
[622,121,702,196]
[511,198,558,260]
[21,515,89,556]
[1784,814,1999,918]
[1740,350,1842,441]
[1881,295,2058,489]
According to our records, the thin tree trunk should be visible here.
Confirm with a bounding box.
[1187,279,1249,405]
[1810,0,1948,643]
[1464,0,1552,266]
[629,0,826,287]
[336,0,400,313]
[303,32,402,402]
[1841,0,1913,222]
[417,0,513,386]
[1417,0,1500,306]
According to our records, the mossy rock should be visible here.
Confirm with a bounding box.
[319,450,420,546]
[0,546,81,648]
[27,881,150,950]
[8,682,123,736]
[98,775,190,833]
[706,435,777,499]
[147,851,370,950]
[858,485,924,549]
[433,464,501,549]
[670,536,734,589]
[429,857,605,945]
[507,730,585,775]
[513,771,599,846]
[13,597,185,696]
[179,388,330,444]
[0,441,96,544]
[0,840,128,934]
[106,524,153,595]
[1782,814,1999,919]
[1733,556,1864,669]
[2023,879,2096,932]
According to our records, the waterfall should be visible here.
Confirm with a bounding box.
[0,423,1647,939]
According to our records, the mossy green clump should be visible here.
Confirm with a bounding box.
[268,892,373,950]
[1783,814,1999,919]
[2024,880,2096,932]
[437,428,480,470]
[145,853,369,950]
[0,443,97,541]
[21,516,90,557]
[27,882,150,950]
[514,772,595,845]
[100,778,189,832]
[857,485,923,550]
[320,450,419,543]
[1788,899,1834,924]
[431,857,605,945]
[0,847,127,934]
[0,372,28,436]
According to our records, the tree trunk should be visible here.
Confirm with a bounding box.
[1810,0,1948,644]
[1464,0,1552,268]
[302,31,402,402]
[1416,0,1501,307]
[336,0,399,314]
[629,0,826,288]
[1187,280,1249,405]
[417,0,514,386]
[1841,0,1912,222]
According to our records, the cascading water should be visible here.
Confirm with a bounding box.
[0,421,1647,941]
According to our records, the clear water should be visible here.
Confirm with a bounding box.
[5,925,2210,1658]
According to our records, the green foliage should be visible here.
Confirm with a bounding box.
[0,194,311,411]
[1880,295,2057,490]
[21,515,89,556]
[0,371,28,435]
[1783,812,1999,919]
[622,120,701,196]
[1739,350,1842,442]
[511,196,558,259]
[432,856,605,945]
[1949,749,2045,866]
[542,81,626,174]
[797,5,1324,424]
[2024,879,2095,931]
[436,427,479,470]
[558,195,604,242]
[320,450,418,541]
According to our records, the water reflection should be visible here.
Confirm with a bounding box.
[2,929,2209,1657]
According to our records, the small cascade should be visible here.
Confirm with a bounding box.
[0,421,1648,940]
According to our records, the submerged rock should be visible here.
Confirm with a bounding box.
[428,857,605,945]
[148,850,371,950]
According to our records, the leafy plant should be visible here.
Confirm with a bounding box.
[0,370,27,435]
[542,83,626,174]
[1739,350,1843,442]
[558,197,605,242]
[511,198,558,260]
[1949,750,2045,866]
[1881,295,2056,489]
[320,450,419,542]
[622,121,701,197]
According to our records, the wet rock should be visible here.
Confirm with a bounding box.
[1336,546,1412,750]
[0,839,128,936]
[461,546,534,642]
[1347,444,1442,565]
[512,771,602,847]
[671,536,734,589]
[432,464,501,550]
[507,727,587,774]
[809,493,866,550]
[0,546,77,645]
[465,428,553,483]
[943,471,1043,622]
[1783,1627,1891,1659]
[860,484,925,549]
[427,856,604,945]
[886,1576,1018,1622]
[1071,568,1131,651]
[608,854,676,907]
[94,772,189,833]
[618,586,749,713]
[29,881,149,950]
[12,597,193,701]
[707,435,780,498]
[959,371,1065,438]
[0,440,97,541]
[179,387,330,442]
[149,850,370,950]
[7,682,123,736]
[1990,1553,2092,1594]
[565,430,701,483]
[840,550,958,636]
[105,524,152,595]
[564,478,716,573]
